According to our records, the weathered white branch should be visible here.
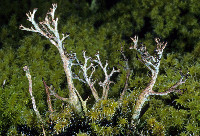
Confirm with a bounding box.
[72,73,87,83]
[23,66,42,121]
[2,79,6,88]
[23,66,46,136]
[71,51,99,101]
[150,72,188,96]
[71,51,119,101]
[48,3,57,20]
[94,52,120,99]
[130,36,138,49]
[47,84,69,102]
[130,36,187,123]
[20,4,83,115]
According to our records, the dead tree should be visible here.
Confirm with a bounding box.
[20,4,119,116]
[130,36,188,123]
[20,3,188,133]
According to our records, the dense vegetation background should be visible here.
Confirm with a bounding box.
[0,0,200,135]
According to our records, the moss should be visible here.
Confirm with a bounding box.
[0,0,200,135]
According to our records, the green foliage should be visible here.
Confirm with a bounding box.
[76,131,88,136]
[88,99,133,135]
[147,118,165,136]
[49,107,73,134]
[0,0,200,135]
[89,99,118,122]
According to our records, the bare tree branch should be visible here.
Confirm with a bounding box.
[20,4,83,114]
[150,72,189,96]
[23,66,46,136]
[2,79,6,88]
[119,46,131,100]
[130,36,187,124]
[48,85,69,102]
[42,78,54,113]
[94,52,120,99]
[68,51,99,101]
